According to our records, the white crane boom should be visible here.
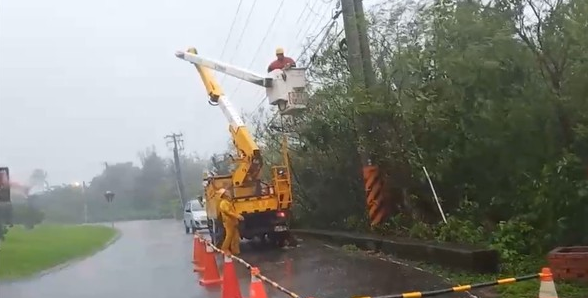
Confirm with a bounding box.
[175,51,271,89]
[217,95,245,131]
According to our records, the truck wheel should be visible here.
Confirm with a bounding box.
[215,229,225,246]
[286,232,299,247]
[269,232,287,248]
[207,219,214,236]
[260,234,268,245]
[211,219,224,247]
[277,237,286,248]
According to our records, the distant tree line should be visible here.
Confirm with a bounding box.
[23,147,207,224]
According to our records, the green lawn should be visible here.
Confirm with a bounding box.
[0,225,117,280]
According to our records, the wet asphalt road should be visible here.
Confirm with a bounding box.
[0,220,469,298]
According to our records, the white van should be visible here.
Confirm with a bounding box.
[183,199,207,234]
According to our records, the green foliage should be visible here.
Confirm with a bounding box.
[435,217,485,245]
[489,219,538,273]
[11,202,44,229]
[408,221,435,240]
[0,202,12,240]
[342,244,360,252]
[253,0,588,285]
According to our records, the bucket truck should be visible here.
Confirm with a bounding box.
[175,48,308,247]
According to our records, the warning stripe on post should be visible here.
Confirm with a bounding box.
[363,165,389,226]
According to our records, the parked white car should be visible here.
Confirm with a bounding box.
[183,199,207,234]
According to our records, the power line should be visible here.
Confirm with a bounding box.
[222,0,259,84]
[305,0,326,17]
[296,9,342,62]
[237,0,337,127]
[290,1,333,56]
[293,0,311,25]
[229,0,287,96]
[232,0,326,101]
[299,11,343,67]
[219,0,244,60]
[229,0,258,62]
[245,0,286,69]
[307,3,334,37]
[254,95,268,112]
[295,0,322,41]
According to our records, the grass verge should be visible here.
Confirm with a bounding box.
[0,224,117,280]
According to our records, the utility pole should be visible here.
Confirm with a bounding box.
[341,0,365,88]
[165,133,187,211]
[353,0,377,90]
[341,0,389,226]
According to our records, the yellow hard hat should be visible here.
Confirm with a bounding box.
[275,47,284,55]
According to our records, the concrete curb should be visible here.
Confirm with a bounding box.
[292,229,499,274]
[0,225,122,284]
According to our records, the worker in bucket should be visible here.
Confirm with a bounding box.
[267,47,296,72]
[217,188,244,255]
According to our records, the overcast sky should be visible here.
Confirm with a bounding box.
[0,0,381,185]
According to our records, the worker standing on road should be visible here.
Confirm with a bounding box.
[218,188,244,255]
[267,47,296,72]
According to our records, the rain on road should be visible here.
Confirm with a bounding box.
[0,220,470,298]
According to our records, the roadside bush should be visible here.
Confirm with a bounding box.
[11,203,45,229]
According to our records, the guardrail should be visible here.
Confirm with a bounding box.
[353,268,557,298]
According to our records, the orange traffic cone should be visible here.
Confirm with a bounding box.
[199,243,223,286]
[221,254,242,298]
[193,237,204,272]
[249,267,267,298]
[539,267,559,298]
